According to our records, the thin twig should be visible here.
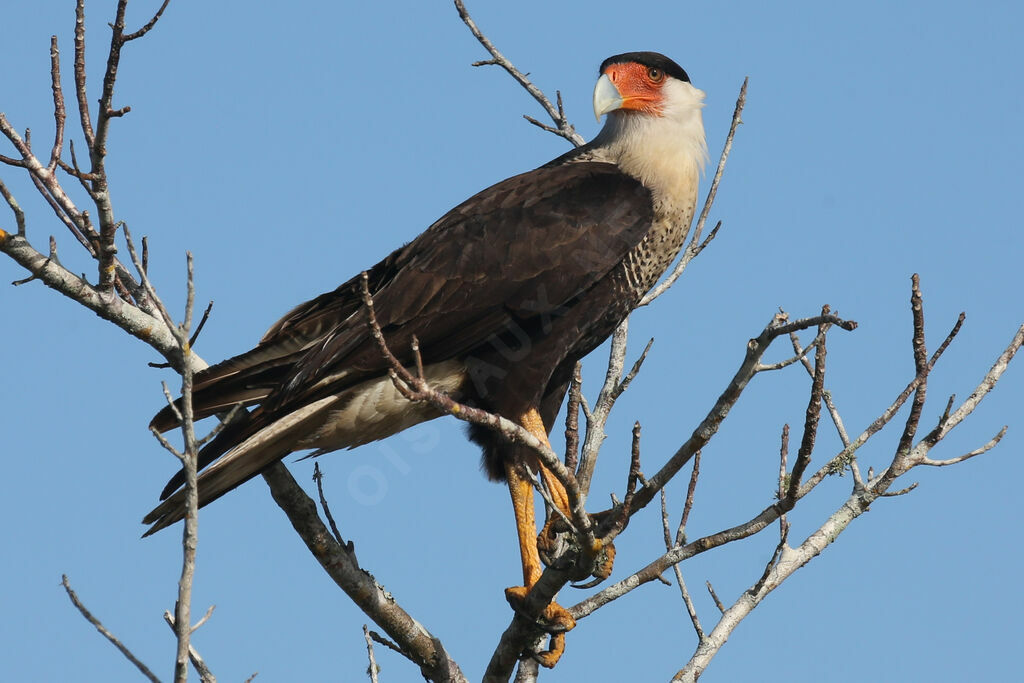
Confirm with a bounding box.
[188,301,214,349]
[0,178,26,237]
[921,426,1008,467]
[564,362,582,472]
[48,36,67,173]
[164,611,217,683]
[453,0,584,146]
[641,78,748,305]
[661,490,704,640]
[705,581,725,614]
[123,0,172,42]
[623,421,643,510]
[776,425,791,540]
[785,308,829,501]
[190,604,216,633]
[313,462,347,547]
[612,337,655,401]
[363,625,380,683]
[675,451,701,546]
[195,404,244,448]
[577,319,631,497]
[626,311,856,517]
[74,0,94,146]
[368,629,410,659]
[170,254,199,683]
[61,575,161,683]
[894,274,929,467]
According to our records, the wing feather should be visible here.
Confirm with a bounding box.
[149,160,653,520]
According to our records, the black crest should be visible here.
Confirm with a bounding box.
[599,51,690,83]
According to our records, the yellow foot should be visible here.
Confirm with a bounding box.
[591,539,616,581]
[568,537,617,587]
[537,517,559,557]
[533,633,565,668]
[504,585,577,667]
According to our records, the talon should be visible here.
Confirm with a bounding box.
[541,601,576,633]
[504,584,530,607]
[504,587,576,633]
[533,633,565,668]
[537,517,559,557]
[505,587,575,668]
[592,539,615,581]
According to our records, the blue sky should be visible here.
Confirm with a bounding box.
[2,1,1022,681]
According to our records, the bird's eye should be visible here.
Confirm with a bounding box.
[647,67,664,83]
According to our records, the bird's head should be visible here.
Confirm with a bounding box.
[592,52,707,194]
[593,52,694,120]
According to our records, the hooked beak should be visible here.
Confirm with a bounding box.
[592,73,623,121]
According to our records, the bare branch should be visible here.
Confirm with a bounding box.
[188,300,214,349]
[563,362,582,472]
[1,229,185,362]
[641,77,748,306]
[577,319,631,496]
[626,311,855,516]
[880,482,919,497]
[0,178,26,237]
[676,450,701,546]
[612,336,654,401]
[910,324,1023,453]
[800,309,969,494]
[47,36,67,173]
[190,604,216,633]
[363,625,380,683]
[261,464,468,682]
[787,329,862,484]
[123,0,173,42]
[785,310,829,500]
[61,575,161,683]
[312,463,347,547]
[921,426,1008,467]
[195,404,244,448]
[74,0,94,146]
[170,257,199,683]
[163,611,217,683]
[453,0,584,146]
[513,657,540,683]
[661,489,704,640]
[893,274,929,467]
[368,629,410,659]
[705,581,725,614]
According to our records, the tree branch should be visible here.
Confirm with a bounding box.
[163,611,217,683]
[61,575,161,683]
[641,77,748,306]
[453,0,584,146]
[261,464,468,682]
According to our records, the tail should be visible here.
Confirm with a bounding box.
[142,394,342,535]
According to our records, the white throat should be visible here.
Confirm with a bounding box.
[592,79,708,202]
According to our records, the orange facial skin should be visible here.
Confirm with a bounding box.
[602,61,668,115]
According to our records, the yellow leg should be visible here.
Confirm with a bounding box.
[519,407,572,520]
[503,407,576,668]
[521,408,613,583]
[505,458,543,587]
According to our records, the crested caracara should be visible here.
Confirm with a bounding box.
[145,51,706,667]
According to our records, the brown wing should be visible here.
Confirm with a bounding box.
[270,161,653,407]
[145,160,654,528]
[153,161,652,432]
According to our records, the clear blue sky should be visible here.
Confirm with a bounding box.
[2,1,1022,681]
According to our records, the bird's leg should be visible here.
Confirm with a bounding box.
[503,407,576,668]
[521,410,616,585]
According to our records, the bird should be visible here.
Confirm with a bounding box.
[145,51,706,667]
